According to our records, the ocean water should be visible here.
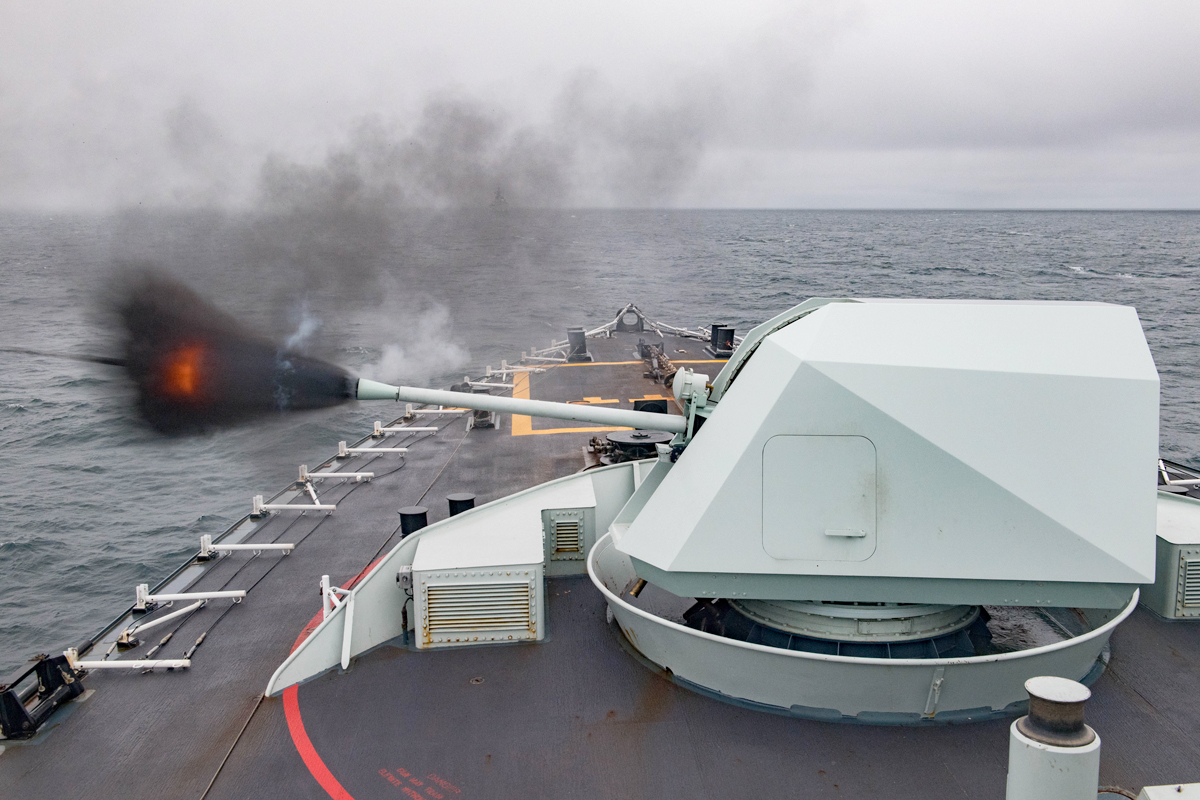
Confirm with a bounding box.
[1,209,1198,674]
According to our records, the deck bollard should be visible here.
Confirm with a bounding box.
[447,493,475,516]
[398,506,429,537]
[1005,676,1100,800]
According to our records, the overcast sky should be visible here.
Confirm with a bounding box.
[2,1,1199,210]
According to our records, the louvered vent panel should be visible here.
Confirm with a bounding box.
[426,583,531,633]
[554,521,582,553]
[1183,558,1200,608]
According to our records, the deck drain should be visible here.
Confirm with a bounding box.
[470,677,484,685]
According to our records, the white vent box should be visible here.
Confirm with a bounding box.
[1138,784,1200,800]
[1142,493,1200,619]
[408,476,597,648]
[543,506,596,574]
[414,566,544,648]
[410,490,547,649]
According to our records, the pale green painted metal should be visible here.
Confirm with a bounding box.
[589,531,1138,722]
[264,461,641,696]
[619,300,1160,609]
[1142,491,1200,618]
[707,297,855,403]
[355,378,688,433]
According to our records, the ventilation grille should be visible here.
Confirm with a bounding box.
[426,583,532,633]
[1183,558,1200,608]
[554,521,582,553]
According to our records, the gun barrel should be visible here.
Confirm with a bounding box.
[356,379,687,434]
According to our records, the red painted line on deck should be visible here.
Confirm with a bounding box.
[282,556,387,800]
[284,685,355,800]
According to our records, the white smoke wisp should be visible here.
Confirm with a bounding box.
[357,298,469,387]
[284,300,323,352]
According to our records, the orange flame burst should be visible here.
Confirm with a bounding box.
[159,344,206,401]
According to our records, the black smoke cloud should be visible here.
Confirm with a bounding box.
[108,265,352,434]
[237,77,709,322]
[102,76,715,399]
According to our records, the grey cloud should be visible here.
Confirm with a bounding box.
[2,1,1198,210]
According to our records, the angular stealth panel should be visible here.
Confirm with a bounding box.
[617,300,1160,606]
[762,435,877,562]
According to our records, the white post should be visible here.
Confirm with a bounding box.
[257,501,336,512]
[375,422,439,434]
[321,574,333,620]
[199,534,214,559]
[65,647,190,671]
[125,600,206,639]
[146,590,246,603]
[212,542,294,554]
[1005,677,1100,800]
[339,441,408,455]
[340,590,355,670]
[136,584,246,611]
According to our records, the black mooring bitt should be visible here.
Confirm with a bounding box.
[447,493,475,516]
[710,323,726,347]
[566,327,592,362]
[0,655,85,740]
[398,506,429,537]
[705,325,735,357]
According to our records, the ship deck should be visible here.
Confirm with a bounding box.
[3,327,1200,799]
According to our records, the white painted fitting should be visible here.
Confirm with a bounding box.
[135,584,246,610]
[254,494,332,516]
[300,464,373,482]
[402,404,467,416]
[1005,721,1100,800]
[374,421,438,435]
[320,574,350,620]
[1137,785,1200,799]
[64,648,190,671]
[204,537,292,556]
[257,502,335,512]
[203,536,293,556]
[338,441,408,457]
[78,659,191,670]
[1006,676,1101,800]
[146,589,246,603]
[215,543,294,553]
[125,600,206,637]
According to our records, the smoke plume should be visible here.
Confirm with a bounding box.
[111,266,352,434]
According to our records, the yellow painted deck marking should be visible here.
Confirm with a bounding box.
[629,394,669,402]
[539,359,728,369]
[510,372,630,436]
[508,357,724,436]
[568,397,619,405]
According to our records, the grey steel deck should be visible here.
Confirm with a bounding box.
[3,330,1199,799]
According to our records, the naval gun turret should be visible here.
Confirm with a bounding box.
[354,297,1159,611]
[273,296,1161,722]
